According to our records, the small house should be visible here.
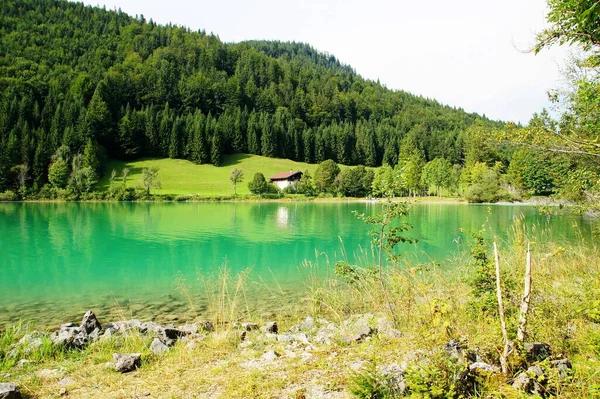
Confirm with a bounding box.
[269,170,303,190]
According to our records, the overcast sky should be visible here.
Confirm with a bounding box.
[74,0,567,124]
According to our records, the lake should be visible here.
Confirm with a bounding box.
[0,202,594,328]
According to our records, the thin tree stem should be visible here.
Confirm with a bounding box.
[494,242,510,376]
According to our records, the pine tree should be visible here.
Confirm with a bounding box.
[211,130,222,166]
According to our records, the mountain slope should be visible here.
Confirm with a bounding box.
[0,0,502,192]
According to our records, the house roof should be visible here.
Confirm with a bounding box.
[269,170,303,181]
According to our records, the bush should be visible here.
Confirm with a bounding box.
[0,190,19,201]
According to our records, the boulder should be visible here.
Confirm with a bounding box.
[0,383,21,399]
[262,321,278,334]
[150,338,169,355]
[79,311,101,335]
[113,353,141,373]
[524,342,552,362]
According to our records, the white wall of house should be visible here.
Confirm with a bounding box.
[273,180,292,190]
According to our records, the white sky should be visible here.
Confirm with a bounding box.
[74,0,567,124]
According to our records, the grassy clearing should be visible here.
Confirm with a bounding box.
[98,154,336,196]
[1,219,599,398]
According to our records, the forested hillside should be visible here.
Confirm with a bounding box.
[0,0,502,194]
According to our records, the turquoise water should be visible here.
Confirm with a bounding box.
[0,202,594,327]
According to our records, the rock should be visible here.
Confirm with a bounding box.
[527,365,544,377]
[262,321,278,334]
[378,364,406,396]
[512,368,544,395]
[179,323,198,335]
[469,362,500,373]
[140,321,165,334]
[241,322,259,331]
[0,383,21,399]
[51,327,80,347]
[113,353,141,373]
[17,332,43,353]
[158,327,186,346]
[150,338,169,355]
[71,330,89,349]
[58,377,75,386]
[261,350,280,362]
[550,358,572,379]
[239,340,254,349]
[59,388,67,396]
[300,352,313,362]
[524,342,552,362]
[354,325,376,342]
[79,311,101,335]
[197,320,214,332]
[299,316,314,331]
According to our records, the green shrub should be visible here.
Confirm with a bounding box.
[349,363,394,399]
[0,190,18,201]
[404,349,473,399]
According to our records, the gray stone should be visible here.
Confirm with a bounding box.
[71,330,89,349]
[17,332,43,353]
[524,342,552,362]
[80,311,101,335]
[550,358,572,380]
[51,327,80,347]
[354,325,376,342]
[299,316,314,331]
[527,365,544,377]
[179,323,198,335]
[158,327,186,346]
[59,388,67,396]
[139,321,164,334]
[469,362,500,373]
[241,322,259,331]
[262,321,278,334]
[197,320,214,332]
[150,338,169,355]
[0,383,21,399]
[378,364,406,396]
[58,377,75,386]
[261,350,280,362]
[113,353,141,373]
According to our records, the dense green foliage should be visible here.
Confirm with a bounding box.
[0,0,502,197]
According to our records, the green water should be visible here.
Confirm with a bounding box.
[0,202,594,328]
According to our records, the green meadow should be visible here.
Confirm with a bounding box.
[98,154,348,196]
